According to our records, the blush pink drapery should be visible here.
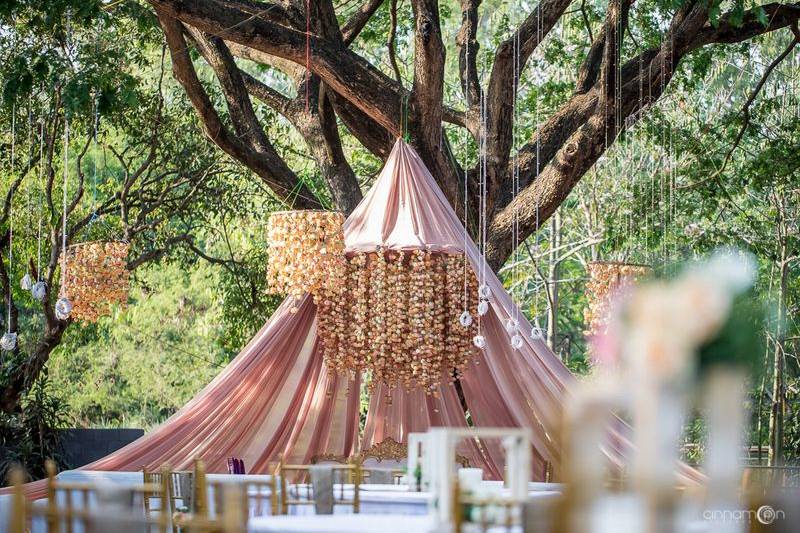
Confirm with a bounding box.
[10,139,701,500]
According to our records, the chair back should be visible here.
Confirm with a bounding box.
[274,457,361,515]
[7,462,169,533]
[172,482,246,533]
[742,466,800,496]
[207,475,276,521]
[170,471,194,513]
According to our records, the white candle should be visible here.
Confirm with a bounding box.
[458,468,484,493]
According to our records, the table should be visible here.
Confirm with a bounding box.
[248,514,437,532]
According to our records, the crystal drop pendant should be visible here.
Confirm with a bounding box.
[20,273,33,291]
[459,310,473,328]
[55,297,73,320]
[31,281,47,302]
[477,300,489,316]
[1,332,17,351]
[472,335,486,349]
[511,334,523,349]
[504,317,518,334]
[478,284,491,299]
[531,327,545,340]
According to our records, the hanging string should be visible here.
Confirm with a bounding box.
[511,28,520,333]
[7,104,16,334]
[37,119,44,282]
[92,95,99,215]
[62,116,70,285]
[533,6,542,329]
[401,93,410,142]
[305,0,311,112]
[462,38,470,315]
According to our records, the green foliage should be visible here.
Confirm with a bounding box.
[0,374,72,484]
[698,292,767,377]
[49,262,227,429]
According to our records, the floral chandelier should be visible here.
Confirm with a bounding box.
[584,261,650,338]
[61,241,130,322]
[266,210,480,393]
[266,210,346,312]
[317,249,479,394]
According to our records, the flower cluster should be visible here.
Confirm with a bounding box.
[584,261,649,338]
[317,249,479,393]
[61,241,130,322]
[266,211,346,311]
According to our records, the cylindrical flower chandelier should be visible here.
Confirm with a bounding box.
[61,241,130,322]
[316,249,479,394]
[584,261,650,338]
[266,210,346,312]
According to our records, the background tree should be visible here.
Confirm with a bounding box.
[145,0,799,269]
[1,0,799,477]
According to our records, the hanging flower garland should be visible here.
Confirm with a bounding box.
[60,241,130,322]
[316,249,479,394]
[584,261,650,338]
[265,210,346,312]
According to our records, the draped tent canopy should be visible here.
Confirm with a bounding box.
[10,139,700,500]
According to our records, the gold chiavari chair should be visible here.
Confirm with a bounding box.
[6,462,170,533]
[359,466,406,485]
[171,481,247,533]
[742,465,800,497]
[205,471,276,522]
[452,477,522,533]
[274,456,361,515]
[143,465,195,532]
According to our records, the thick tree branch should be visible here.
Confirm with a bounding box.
[456,0,481,124]
[486,1,799,269]
[150,0,404,135]
[156,12,320,208]
[342,0,385,46]
[410,0,446,148]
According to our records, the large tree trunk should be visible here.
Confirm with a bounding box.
[769,252,788,466]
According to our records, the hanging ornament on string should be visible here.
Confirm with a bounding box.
[31,118,47,302]
[472,334,486,349]
[3,105,18,351]
[459,39,473,331]
[56,115,72,321]
[530,317,545,341]
[19,105,34,292]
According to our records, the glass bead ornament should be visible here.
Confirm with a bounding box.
[531,326,545,341]
[478,284,491,299]
[459,310,473,328]
[511,334,524,350]
[504,317,518,335]
[20,273,33,291]
[477,299,489,316]
[473,334,486,349]
[31,281,47,302]
[0,332,17,351]
[55,297,73,320]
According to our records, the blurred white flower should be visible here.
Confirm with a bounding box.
[683,223,703,238]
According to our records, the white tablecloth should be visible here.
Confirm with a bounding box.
[248,514,437,532]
